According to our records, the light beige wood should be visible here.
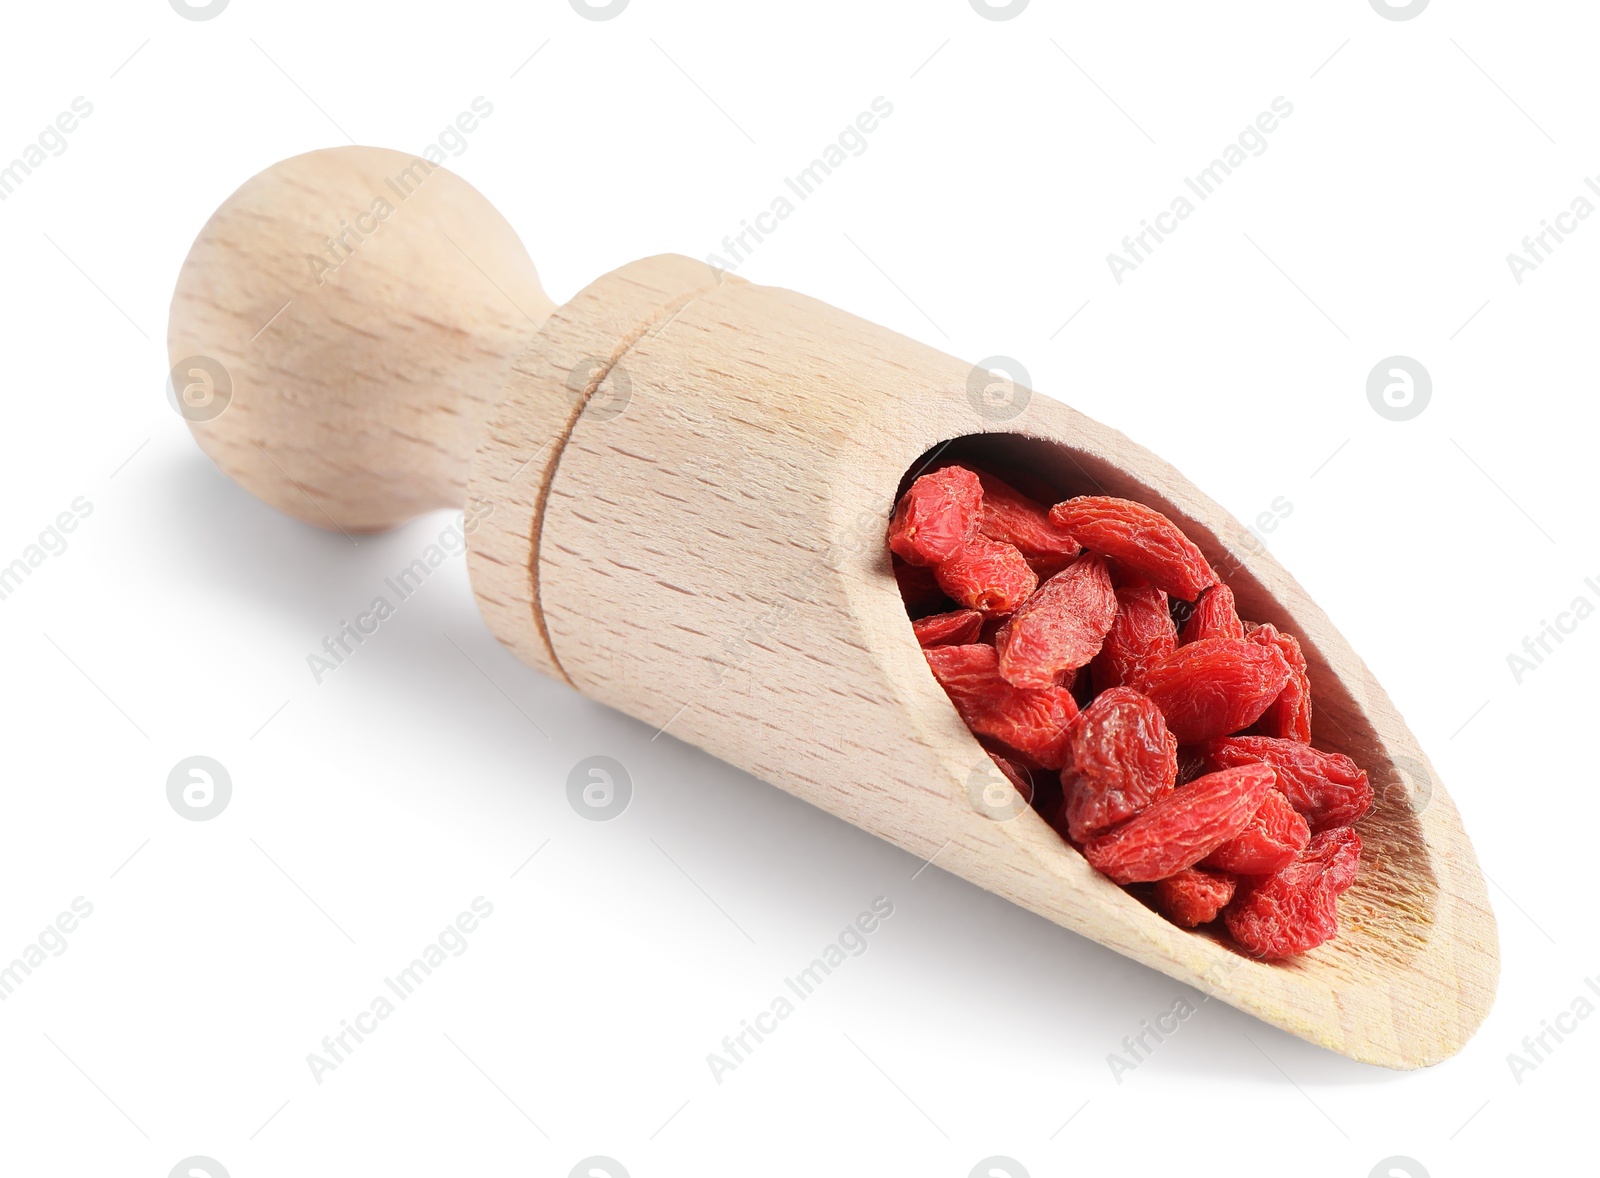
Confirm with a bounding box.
[168,146,554,532]
[468,255,736,680]
[169,148,1498,1069]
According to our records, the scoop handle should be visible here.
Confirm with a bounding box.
[167,146,555,533]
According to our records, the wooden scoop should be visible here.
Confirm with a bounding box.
[168,146,1497,1069]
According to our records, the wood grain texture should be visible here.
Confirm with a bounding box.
[466,256,735,680]
[168,146,553,532]
[524,267,1497,1069]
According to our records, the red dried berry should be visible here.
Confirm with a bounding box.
[1248,624,1313,743]
[892,557,951,617]
[1181,583,1244,645]
[934,537,1038,617]
[1226,877,1336,959]
[1307,825,1363,894]
[1203,736,1372,831]
[1153,867,1237,928]
[1224,828,1362,959]
[1139,638,1293,744]
[1047,496,1219,601]
[994,553,1117,689]
[1090,586,1177,694]
[888,466,982,566]
[1200,788,1310,876]
[912,609,984,648]
[1081,763,1276,884]
[973,470,1082,572]
[923,644,1078,769]
[1062,687,1177,842]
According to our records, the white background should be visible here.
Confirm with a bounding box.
[0,1,1594,1175]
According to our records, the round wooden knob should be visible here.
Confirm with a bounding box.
[167,146,555,532]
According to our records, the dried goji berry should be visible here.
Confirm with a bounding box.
[1224,828,1362,959]
[1139,638,1293,744]
[1247,624,1312,743]
[888,466,982,566]
[1081,763,1276,884]
[1203,736,1372,831]
[1312,826,1363,893]
[934,537,1038,617]
[912,609,984,648]
[892,556,950,617]
[1062,687,1177,842]
[1090,585,1177,694]
[972,470,1081,573]
[1200,788,1309,875]
[1225,875,1336,958]
[1153,867,1237,928]
[994,553,1116,689]
[1181,583,1244,645]
[1047,496,1219,601]
[923,644,1078,769]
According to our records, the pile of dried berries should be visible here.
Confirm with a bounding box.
[890,463,1372,959]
